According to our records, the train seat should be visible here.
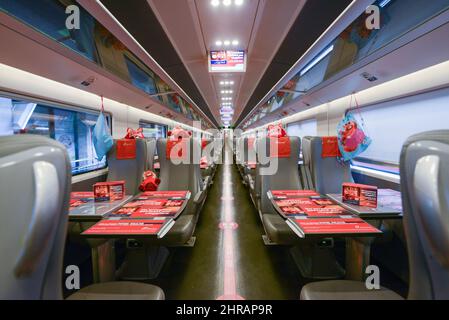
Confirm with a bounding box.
[243,136,257,187]
[300,280,402,300]
[117,137,209,280]
[302,136,353,194]
[301,130,449,300]
[0,135,164,300]
[256,136,303,245]
[107,139,148,195]
[67,281,164,300]
[145,138,157,172]
[201,137,217,180]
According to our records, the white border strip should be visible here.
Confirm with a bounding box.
[351,165,400,184]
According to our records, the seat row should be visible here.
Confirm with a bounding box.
[234,130,449,300]
[0,134,223,300]
[235,135,351,245]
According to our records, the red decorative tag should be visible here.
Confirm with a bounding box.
[270,136,291,158]
[116,139,136,160]
[321,136,341,158]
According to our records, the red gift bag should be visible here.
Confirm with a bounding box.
[321,136,341,158]
[270,136,291,158]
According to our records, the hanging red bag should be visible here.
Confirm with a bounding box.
[321,136,342,158]
[267,123,291,158]
[116,139,136,160]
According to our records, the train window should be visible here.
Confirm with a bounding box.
[287,119,317,159]
[350,87,449,174]
[0,0,97,62]
[139,121,167,140]
[0,95,110,175]
[0,1,213,128]
[287,119,317,139]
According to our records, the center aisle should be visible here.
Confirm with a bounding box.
[153,142,303,300]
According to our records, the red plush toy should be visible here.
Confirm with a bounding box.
[139,170,161,192]
[267,123,287,138]
[124,128,145,139]
[168,126,192,141]
[341,121,366,153]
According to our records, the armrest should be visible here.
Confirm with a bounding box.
[193,189,207,205]
[203,176,212,189]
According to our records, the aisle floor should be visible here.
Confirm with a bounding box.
[153,145,303,300]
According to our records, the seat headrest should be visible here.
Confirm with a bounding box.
[402,131,449,268]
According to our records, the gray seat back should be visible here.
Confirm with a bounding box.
[202,138,215,166]
[242,137,257,165]
[0,135,71,300]
[157,138,201,196]
[107,139,147,195]
[302,136,353,194]
[400,130,449,300]
[236,137,243,165]
[145,138,156,171]
[257,136,302,214]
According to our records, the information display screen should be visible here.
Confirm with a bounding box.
[209,50,246,73]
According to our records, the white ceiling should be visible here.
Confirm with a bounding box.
[148,0,306,125]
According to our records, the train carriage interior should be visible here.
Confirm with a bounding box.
[1,0,449,305]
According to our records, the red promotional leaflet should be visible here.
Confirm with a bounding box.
[271,190,320,198]
[70,192,94,208]
[130,206,180,218]
[342,183,378,208]
[301,205,347,217]
[124,200,168,207]
[71,192,94,199]
[82,219,166,236]
[107,192,187,219]
[275,198,347,217]
[93,181,125,202]
[292,217,381,236]
[140,191,189,199]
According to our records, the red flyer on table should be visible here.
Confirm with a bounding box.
[301,205,347,217]
[276,198,314,207]
[140,191,189,199]
[124,200,168,208]
[71,192,94,199]
[131,206,179,217]
[293,217,381,235]
[82,219,166,236]
[70,200,88,208]
[271,190,320,198]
